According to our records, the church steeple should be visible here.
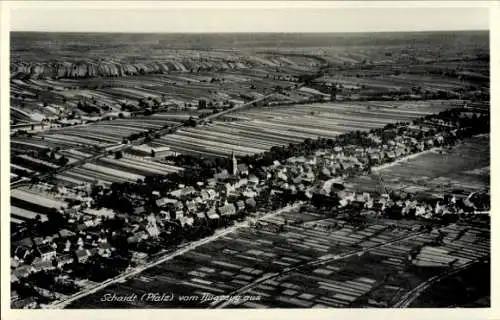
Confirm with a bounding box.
[146,213,160,238]
[231,151,238,176]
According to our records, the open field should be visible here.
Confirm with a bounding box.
[408,261,490,307]
[345,135,490,196]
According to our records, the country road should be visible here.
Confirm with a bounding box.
[210,229,428,308]
[45,202,303,309]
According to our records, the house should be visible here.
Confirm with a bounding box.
[371,201,386,213]
[288,156,307,164]
[320,167,332,178]
[301,171,315,184]
[364,198,374,209]
[243,188,258,199]
[13,246,32,263]
[12,265,32,279]
[98,243,113,258]
[236,200,246,212]
[237,164,249,176]
[160,210,172,221]
[338,190,356,202]
[37,243,56,261]
[218,203,236,216]
[194,196,203,204]
[127,234,140,244]
[75,249,92,263]
[355,193,369,203]
[136,230,149,240]
[200,190,211,201]
[214,170,230,180]
[354,148,365,156]
[11,290,19,302]
[83,217,101,228]
[245,198,257,210]
[304,190,313,199]
[11,258,21,269]
[156,197,178,208]
[386,151,396,160]
[174,208,185,218]
[185,200,196,212]
[134,206,146,215]
[83,208,116,219]
[179,216,194,227]
[76,223,88,232]
[33,237,45,246]
[175,209,185,220]
[174,201,184,212]
[131,251,148,265]
[248,174,260,185]
[196,211,207,220]
[32,257,56,272]
[182,186,197,197]
[206,178,218,187]
[58,229,76,239]
[207,211,220,220]
[351,200,365,211]
[11,296,38,309]
[57,254,74,267]
[170,188,187,198]
[339,198,349,207]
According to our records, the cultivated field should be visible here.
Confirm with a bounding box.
[152,100,463,157]
[68,208,489,308]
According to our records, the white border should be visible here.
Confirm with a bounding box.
[1,2,498,320]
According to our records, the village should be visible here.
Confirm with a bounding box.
[10,103,490,308]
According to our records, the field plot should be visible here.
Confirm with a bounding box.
[317,74,470,94]
[408,261,490,307]
[346,135,490,196]
[11,187,69,224]
[10,111,192,184]
[68,205,490,309]
[154,100,460,157]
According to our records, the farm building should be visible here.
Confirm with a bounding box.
[128,145,177,158]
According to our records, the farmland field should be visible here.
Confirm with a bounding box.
[68,208,489,309]
[152,100,463,157]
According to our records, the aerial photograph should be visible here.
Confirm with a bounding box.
[6,3,491,310]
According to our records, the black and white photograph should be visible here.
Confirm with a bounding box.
[1,0,496,316]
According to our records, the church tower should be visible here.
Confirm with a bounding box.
[231,151,238,176]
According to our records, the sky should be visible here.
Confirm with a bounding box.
[9,2,490,33]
